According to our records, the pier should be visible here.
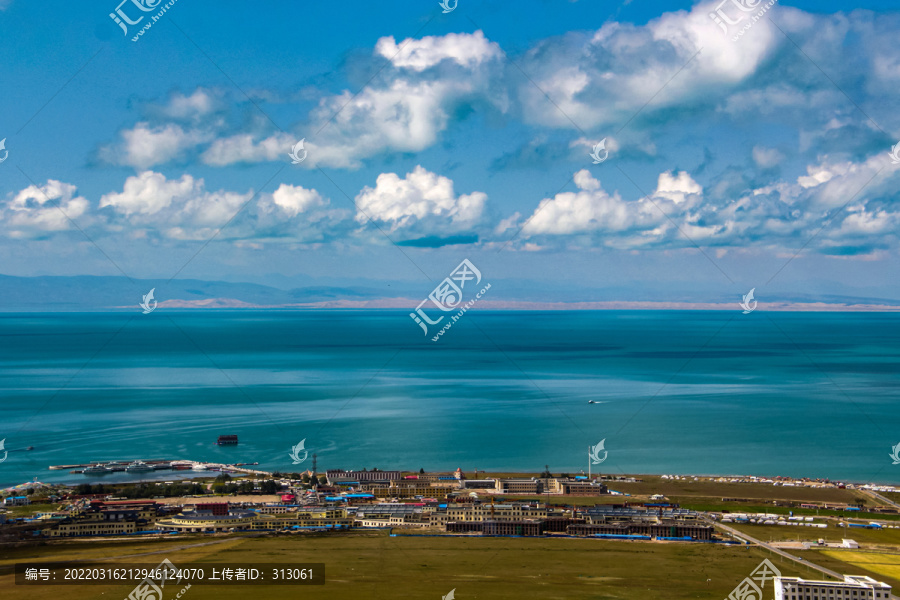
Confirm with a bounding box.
[48,460,270,477]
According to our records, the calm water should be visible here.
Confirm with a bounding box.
[2,310,900,488]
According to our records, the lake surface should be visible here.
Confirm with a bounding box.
[2,310,900,488]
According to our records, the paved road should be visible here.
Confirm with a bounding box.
[714,519,900,600]
[861,489,900,511]
[713,520,844,579]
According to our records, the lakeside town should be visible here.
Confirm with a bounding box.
[5,463,900,596]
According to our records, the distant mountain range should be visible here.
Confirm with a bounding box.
[1,274,899,311]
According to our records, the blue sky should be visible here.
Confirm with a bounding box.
[1,0,899,301]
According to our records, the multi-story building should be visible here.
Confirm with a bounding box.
[194,502,229,515]
[257,504,295,514]
[445,504,548,523]
[556,480,608,495]
[461,479,497,490]
[495,479,543,494]
[47,519,139,537]
[44,500,163,538]
[326,470,401,485]
[404,472,464,485]
[370,485,455,499]
[775,576,891,600]
[567,522,713,540]
[584,505,700,523]
[156,507,352,533]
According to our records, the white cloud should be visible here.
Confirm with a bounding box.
[255,184,350,243]
[157,31,505,169]
[521,169,704,242]
[654,171,702,204]
[354,166,487,238]
[795,154,897,209]
[752,146,785,169]
[375,30,501,72]
[522,169,659,237]
[100,171,253,240]
[3,180,89,236]
[201,132,293,166]
[269,184,326,218]
[517,1,778,129]
[103,122,211,169]
[161,88,218,120]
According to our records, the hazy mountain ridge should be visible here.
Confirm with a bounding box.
[1,274,899,311]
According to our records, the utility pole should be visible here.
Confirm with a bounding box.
[312,453,317,476]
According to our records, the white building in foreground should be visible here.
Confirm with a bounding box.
[775,575,890,600]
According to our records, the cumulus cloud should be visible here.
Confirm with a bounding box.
[101,122,212,169]
[103,31,506,170]
[160,89,218,120]
[100,89,223,169]
[99,171,253,240]
[354,166,487,242]
[254,183,351,243]
[521,169,706,246]
[2,180,89,237]
[752,146,785,169]
[201,132,294,166]
[654,170,703,204]
[97,4,900,179]
[97,173,351,243]
[375,30,502,72]
[515,0,777,130]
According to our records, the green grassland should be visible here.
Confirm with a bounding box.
[3,504,61,517]
[2,532,810,600]
[726,522,900,546]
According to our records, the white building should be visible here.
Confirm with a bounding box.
[775,575,890,600]
[3,496,29,506]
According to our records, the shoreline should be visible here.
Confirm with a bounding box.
[7,467,900,493]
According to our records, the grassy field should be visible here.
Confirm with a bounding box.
[727,522,900,547]
[820,550,900,583]
[1,532,810,600]
[454,472,864,504]
[607,477,862,504]
[3,504,61,517]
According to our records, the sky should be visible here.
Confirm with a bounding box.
[1,0,899,302]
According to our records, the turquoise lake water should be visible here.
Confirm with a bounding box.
[2,310,900,488]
